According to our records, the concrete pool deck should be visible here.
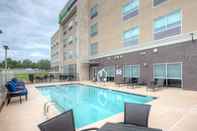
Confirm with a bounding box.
[1,81,197,131]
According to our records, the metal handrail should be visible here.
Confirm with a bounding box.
[43,101,56,118]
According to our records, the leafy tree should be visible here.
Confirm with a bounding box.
[37,59,50,70]
[22,59,32,68]
[0,58,50,70]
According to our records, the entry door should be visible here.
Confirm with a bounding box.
[90,66,97,80]
[153,63,182,88]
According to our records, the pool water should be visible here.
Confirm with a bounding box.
[38,84,154,128]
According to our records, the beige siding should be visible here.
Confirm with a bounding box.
[53,0,197,80]
[87,0,197,55]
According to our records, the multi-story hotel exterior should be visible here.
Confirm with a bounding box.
[51,0,197,90]
[51,30,61,72]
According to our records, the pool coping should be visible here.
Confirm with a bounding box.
[36,83,158,99]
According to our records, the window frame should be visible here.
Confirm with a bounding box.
[122,0,139,20]
[152,9,182,40]
[123,26,140,47]
[89,43,98,56]
[153,62,183,88]
[90,23,98,37]
[90,4,98,19]
[123,64,140,78]
[152,0,168,8]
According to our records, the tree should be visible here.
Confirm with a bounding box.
[37,59,50,70]
[22,59,33,68]
[0,58,50,70]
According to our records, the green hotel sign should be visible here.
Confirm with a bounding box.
[59,0,77,23]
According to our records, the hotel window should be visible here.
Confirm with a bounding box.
[153,0,167,7]
[68,21,73,30]
[154,9,182,40]
[68,36,73,44]
[122,0,139,21]
[105,66,115,82]
[90,43,98,56]
[90,5,98,19]
[123,26,139,47]
[123,64,140,78]
[153,63,182,88]
[90,23,98,37]
[64,64,76,75]
[64,51,75,60]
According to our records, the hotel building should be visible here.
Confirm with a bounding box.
[51,0,197,90]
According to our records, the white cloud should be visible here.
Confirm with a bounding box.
[0,0,68,62]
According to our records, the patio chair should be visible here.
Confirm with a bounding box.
[147,79,164,91]
[127,78,139,88]
[124,102,151,127]
[38,110,98,131]
[5,81,28,105]
[11,78,25,86]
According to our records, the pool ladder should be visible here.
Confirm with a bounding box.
[43,101,56,119]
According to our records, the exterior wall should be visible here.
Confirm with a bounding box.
[77,0,90,80]
[91,40,197,90]
[53,0,197,90]
[51,30,61,72]
[59,4,78,74]
[87,0,197,57]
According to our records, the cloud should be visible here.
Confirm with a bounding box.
[0,0,67,62]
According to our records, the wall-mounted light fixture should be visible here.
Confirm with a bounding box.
[153,48,158,53]
[143,63,148,67]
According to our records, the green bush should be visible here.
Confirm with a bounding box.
[16,72,49,81]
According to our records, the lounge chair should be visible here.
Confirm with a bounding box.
[127,78,139,88]
[11,78,25,86]
[5,81,28,105]
[147,79,164,91]
[124,102,151,127]
[38,109,98,131]
[115,78,129,87]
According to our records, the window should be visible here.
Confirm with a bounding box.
[123,64,140,78]
[123,26,139,47]
[153,64,166,79]
[153,63,182,88]
[63,31,67,35]
[68,36,73,44]
[122,0,139,20]
[90,5,98,19]
[90,43,98,56]
[154,9,182,40]
[90,23,98,37]
[68,21,73,30]
[63,38,67,47]
[64,51,75,60]
[153,0,167,7]
[64,64,76,75]
[167,64,182,80]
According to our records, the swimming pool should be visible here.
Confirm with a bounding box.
[38,84,154,128]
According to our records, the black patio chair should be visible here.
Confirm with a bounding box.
[38,110,98,131]
[124,103,151,127]
[147,79,164,91]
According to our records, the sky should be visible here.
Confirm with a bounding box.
[0,0,68,62]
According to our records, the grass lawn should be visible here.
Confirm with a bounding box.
[16,72,48,81]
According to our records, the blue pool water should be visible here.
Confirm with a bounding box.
[38,84,154,128]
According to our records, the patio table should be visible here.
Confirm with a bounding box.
[98,123,162,131]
